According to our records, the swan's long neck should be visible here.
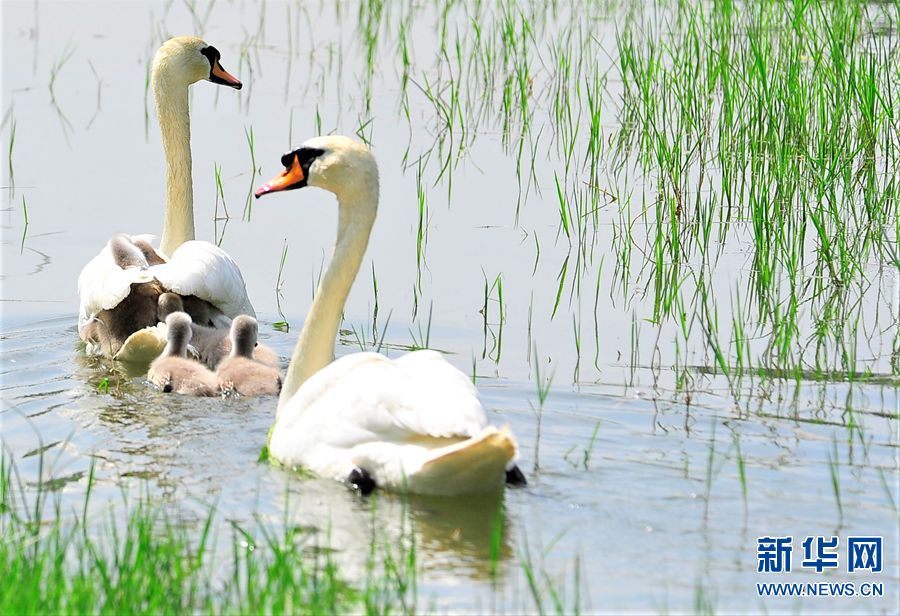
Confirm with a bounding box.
[155,75,194,256]
[278,187,377,409]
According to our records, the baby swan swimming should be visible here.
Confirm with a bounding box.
[148,312,219,396]
[158,293,279,369]
[217,316,283,397]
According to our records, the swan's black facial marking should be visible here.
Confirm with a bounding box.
[201,45,242,90]
[200,45,220,70]
[282,146,326,189]
[280,147,325,170]
[254,147,324,197]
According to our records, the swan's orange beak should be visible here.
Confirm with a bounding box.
[210,61,242,89]
[254,155,304,198]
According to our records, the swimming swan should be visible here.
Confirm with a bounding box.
[78,37,254,363]
[254,135,526,496]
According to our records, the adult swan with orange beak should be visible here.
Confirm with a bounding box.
[77,37,254,364]
[254,135,527,496]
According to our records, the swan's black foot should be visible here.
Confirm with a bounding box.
[505,465,527,487]
[347,467,376,495]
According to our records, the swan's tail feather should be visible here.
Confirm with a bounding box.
[412,426,517,496]
[114,324,168,365]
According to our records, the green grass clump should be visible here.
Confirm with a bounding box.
[2,449,578,614]
[0,454,405,614]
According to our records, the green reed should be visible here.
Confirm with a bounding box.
[530,344,554,473]
[242,125,257,221]
[48,42,76,141]
[7,116,15,197]
[19,196,29,254]
[273,239,290,332]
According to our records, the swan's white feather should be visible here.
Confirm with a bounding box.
[151,240,255,319]
[344,426,513,495]
[77,242,155,331]
[78,237,254,346]
[269,350,513,494]
[274,351,485,439]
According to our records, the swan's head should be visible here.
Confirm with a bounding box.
[253,135,379,205]
[229,315,259,359]
[152,36,242,90]
[164,312,193,358]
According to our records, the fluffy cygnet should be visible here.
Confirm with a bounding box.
[157,293,279,369]
[109,234,151,269]
[147,312,219,396]
[216,315,282,397]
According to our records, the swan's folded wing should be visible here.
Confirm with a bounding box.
[77,244,155,330]
[275,351,488,451]
[151,240,255,319]
[390,350,487,434]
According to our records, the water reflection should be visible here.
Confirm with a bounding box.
[269,474,513,583]
[409,491,513,574]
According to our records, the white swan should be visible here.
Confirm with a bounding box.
[78,37,254,363]
[254,135,526,496]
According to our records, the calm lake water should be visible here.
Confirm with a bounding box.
[2,1,897,612]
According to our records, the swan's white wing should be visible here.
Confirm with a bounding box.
[77,244,154,330]
[269,350,512,493]
[390,350,487,434]
[271,351,487,460]
[150,240,255,319]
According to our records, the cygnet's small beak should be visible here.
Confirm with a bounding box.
[210,61,242,89]
[255,155,304,198]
